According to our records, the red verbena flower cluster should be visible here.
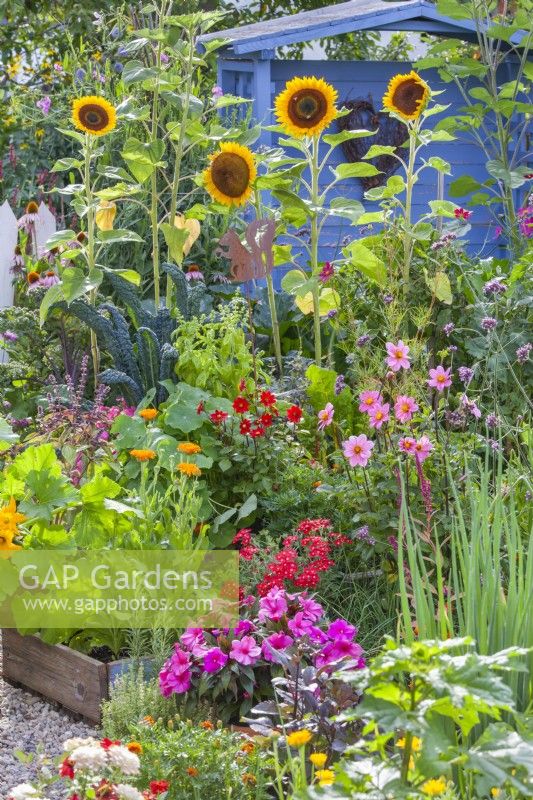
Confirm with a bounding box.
[233,519,351,596]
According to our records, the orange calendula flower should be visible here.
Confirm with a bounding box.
[200,720,214,730]
[240,741,255,754]
[139,408,158,421]
[126,742,143,754]
[178,442,202,455]
[186,767,199,777]
[130,449,156,462]
[242,773,257,786]
[142,715,156,725]
[178,462,202,477]
[0,498,27,531]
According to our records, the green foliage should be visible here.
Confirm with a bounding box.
[327,638,533,800]
[102,669,184,740]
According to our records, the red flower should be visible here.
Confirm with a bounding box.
[454,207,472,220]
[250,425,265,438]
[150,782,170,796]
[260,412,274,427]
[232,396,250,414]
[210,410,228,425]
[100,738,121,749]
[286,405,303,423]
[60,758,75,779]
[238,378,247,392]
[240,418,252,435]
[196,401,205,415]
[260,390,277,407]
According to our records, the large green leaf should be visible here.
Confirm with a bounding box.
[159,223,191,266]
[343,240,387,287]
[335,162,382,180]
[121,137,166,183]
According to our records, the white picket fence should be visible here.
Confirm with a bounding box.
[0,200,57,363]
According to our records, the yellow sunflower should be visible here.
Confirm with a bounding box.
[72,96,117,136]
[275,76,337,139]
[383,71,430,121]
[204,142,256,207]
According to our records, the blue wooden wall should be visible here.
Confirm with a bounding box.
[219,57,521,285]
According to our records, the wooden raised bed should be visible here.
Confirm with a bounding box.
[1,629,143,725]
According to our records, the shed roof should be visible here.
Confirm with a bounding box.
[200,0,479,56]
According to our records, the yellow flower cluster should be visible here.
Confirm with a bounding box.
[0,498,26,551]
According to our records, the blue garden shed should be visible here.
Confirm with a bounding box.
[201,0,525,272]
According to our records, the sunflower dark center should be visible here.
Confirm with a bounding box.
[79,103,110,131]
[392,79,425,115]
[211,152,250,198]
[288,89,328,128]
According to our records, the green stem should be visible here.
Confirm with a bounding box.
[84,134,99,388]
[310,136,321,366]
[150,13,165,308]
[402,123,416,300]
[166,24,196,307]
[254,192,283,373]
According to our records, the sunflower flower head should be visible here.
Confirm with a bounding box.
[178,462,202,477]
[275,76,337,138]
[383,71,430,121]
[72,95,117,136]
[204,142,256,207]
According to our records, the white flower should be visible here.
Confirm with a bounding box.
[63,736,98,752]
[107,745,140,776]
[8,784,43,800]
[70,744,107,771]
[116,784,144,800]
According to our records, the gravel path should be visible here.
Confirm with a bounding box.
[0,633,97,799]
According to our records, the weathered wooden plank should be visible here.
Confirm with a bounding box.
[1,629,108,724]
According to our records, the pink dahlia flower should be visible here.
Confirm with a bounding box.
[385,340,411,372]
[394,395,419,423]
[342,434,374,467]
[428,365,452,392]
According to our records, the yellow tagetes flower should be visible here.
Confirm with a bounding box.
[383,71,430,121]
[204,142,256,207]
[286,730,312,748]
[95,200,117,231]
[275,76,337,138]
[241,773,256,786]
[310,753,327,768]
[178,462,202,477]
[139,408,158,422]
[178,442,202,455]
[129,449,156,462]
[421,777,447,796]
[315,769,335,787]
[72,95,117,136]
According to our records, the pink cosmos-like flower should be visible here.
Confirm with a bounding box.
[369,402,390,430]
[342,434,374,467]
[317,402,334,431]
[258,588,288,621]
[394,395,419,423]
[229,635,261,666]
[262,632,293,662]
[203,647,228,673]
[414,435,433,463]
[399,437,416,454]
[358,390,381,414]
[385,340,411,372]
[327,619,357,640]
[428,365,452,392]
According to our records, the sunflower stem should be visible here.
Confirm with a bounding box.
[84,134,99,389]
[402,122,417,301]
[310,135,322,366]
[150,7,165,309]
[254,192,282,374]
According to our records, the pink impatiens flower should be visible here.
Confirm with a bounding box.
[414,435,433,463]
[262,632,294,662]
[358,390,381,414]
[386,340,411,372]
[229,635,261,666]
[203,647,229,673]
[258,588,288,621]
[342,434,374,467]
[394,395,419,423]
[428,365,452,392]
[317,402,334,430]
[399,437,416,454]
[369,402,390,430]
